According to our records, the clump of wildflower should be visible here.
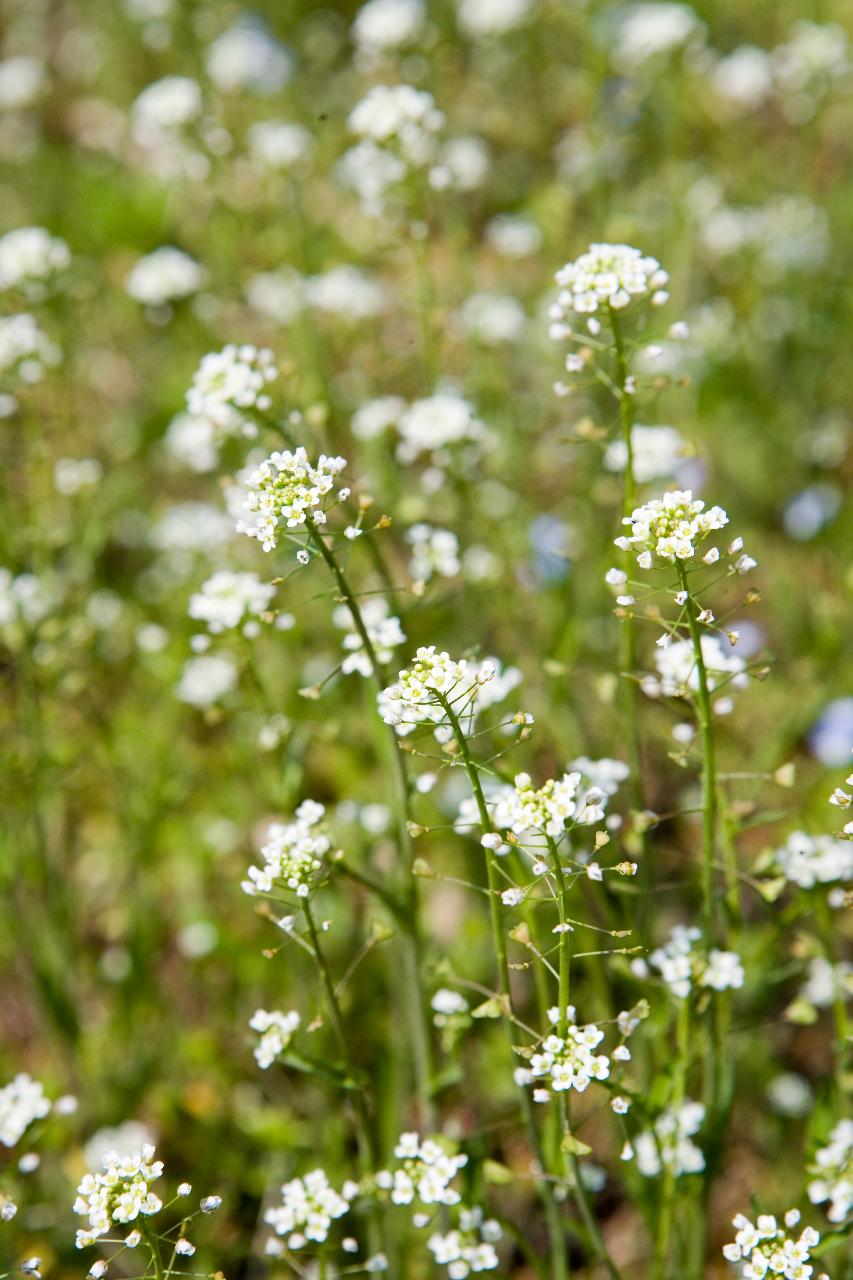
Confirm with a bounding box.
[264,1170,351,1249]
[352,0,425,58]
[237,448,347,552]
[643,636,749,701]
[493,771,584,838]
[406,525,461,583]
[249,1009,301,1069]
[650,925,744,998]
[333,598,406,677]
[0,227,70,296]
[431,989,471,1048]
[616,490,730,565]
[807,1119,853,1223]
[0,313,59,384]
[186,345,278,441]
[457,0,534,38]
[378,647,512,737]
[188,571,275,634]
[604,424,687,483]
[771,832,853,890]
[396,393,486,463]
[428,1207,502,1277]
[722,1210,820,1277]
[74,1145,164,1248]
[126,247,206,308]
[521,1007,611,1098]
[629,1102,706,1177]
[0,1075,50,1148]
[376,1133,467,1207]
[348,84,444,165]
[551,243,669,328]
[176,654,237,708]
[242,801,332,898]
[247,121,313,171]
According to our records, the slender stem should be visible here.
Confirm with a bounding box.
[307,522,436,1129]
[142,1223,165,1280]
[654,998,689,1280]
[608,306,649,942]
[676,564,718,941]
[438,694,569,1280]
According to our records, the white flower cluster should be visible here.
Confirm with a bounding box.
[0,1074,50,1148]
[406,524,461,582]
[491,770,608,839]
[376,1133,467,1207]
[722,1210,820,1279]
[644,635,748,700]
[630,1101,705,1178]
[186,344,278,441]
[616,490,730,565]
[237,448,348,552]
[0,313,59,383]
[130,75,207,181]
[378,647,519,738]
[349,83,444,164]
[249,1009,301,1069]
[604,424,687,483]
[520,1007,611,1097]
[550,243,669,327]
[242,801,332,898]
[126,247,206,308]
[352,0,425,56]
[455,292,526,345]
[650,926,745,998]
[247,120,313,171]
[176,654,238,708]
[206,23,292,96]
[0,227,70,294]
[73,1145,164,1248]
[264,1170,351,1249]
[807,1119,853,1224]
[428,1208,502,1277]
[457,0,534,38]
[397,393,486,463]
[772,832,853,890]
[333,598,406,677]
[188,571,275,635]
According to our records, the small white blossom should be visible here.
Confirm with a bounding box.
[249,1009,301,1069]
[126,247,206,307]
[604,425,687,483]
[772,831,853,889]
[552,243,669,319]
[242,800,332,898]
[333,598,405,677]
[376,1134,467,1209]
[633,1102,705,1178]
[189,571,275,633]
[722,1211,820,1278]
[618,490,729,565]
[237,448,347,551]
[0,1075,50,1148]
[807,1119,853,1224]
[528,1008,611,1095]
[264,1170,350,1248]
[176,654,237,708]
[74,1145,164,1248]
[186,344,278,441]
[406,524,461,582]
[427,1206,501,1277]
[0,227,70,295]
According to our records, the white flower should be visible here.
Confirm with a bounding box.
[0,1076,50,1148]
[431,989,469,1017]
[246,269,305,325]
[807,1119,853,1224]
[264,1170,350,1247]
[709,46,775,109]
[247,120,312,170]
[406,524,461,582]
[722,1211,820,1277]
[700,949,745,992]
[132,76,201,134]
[73,1145,164,1248]
[649,924,701,998]
[485,214,542,257]
[236,447,347,551]
[613,4,703,70]
[377,1134,467,1208]
[205,23,292,95]
[552,243,669,318]
[428,1206,501,1276]
[604,425,686,483]
[242,801,332,898]
[456,0,533,37]
[352,396,407,440]
[772,831,853,889]
[348,84,444,168]
[306,266,386,320]
[352,0,425,53]
[618,490,729,564]
[125,247,206,307]
[396,393,485,462]
[333,597,406,676]
[0,56,46,110]
[569,756,630,798]
[186,344,278,441]
[0,227,70,295]
[249,1009,301,1069]
[632,1102,705,1178]
[528,1009,611,1095]
[801,957,853,1009]
[455,292,526,345]
[176,654,237,708]
[84,1124,155,1172]
[378,647,517,738]
[0,313,59,382]
[188,571,275,634]
[645,635,748,699]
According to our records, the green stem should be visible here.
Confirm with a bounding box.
[438,694,569,1280]
[654,997,689,1280]
[307,522,436,1129]
[676,565,718,942]
[609,306,649,943]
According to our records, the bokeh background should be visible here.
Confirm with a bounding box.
[1,0,851,1275]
